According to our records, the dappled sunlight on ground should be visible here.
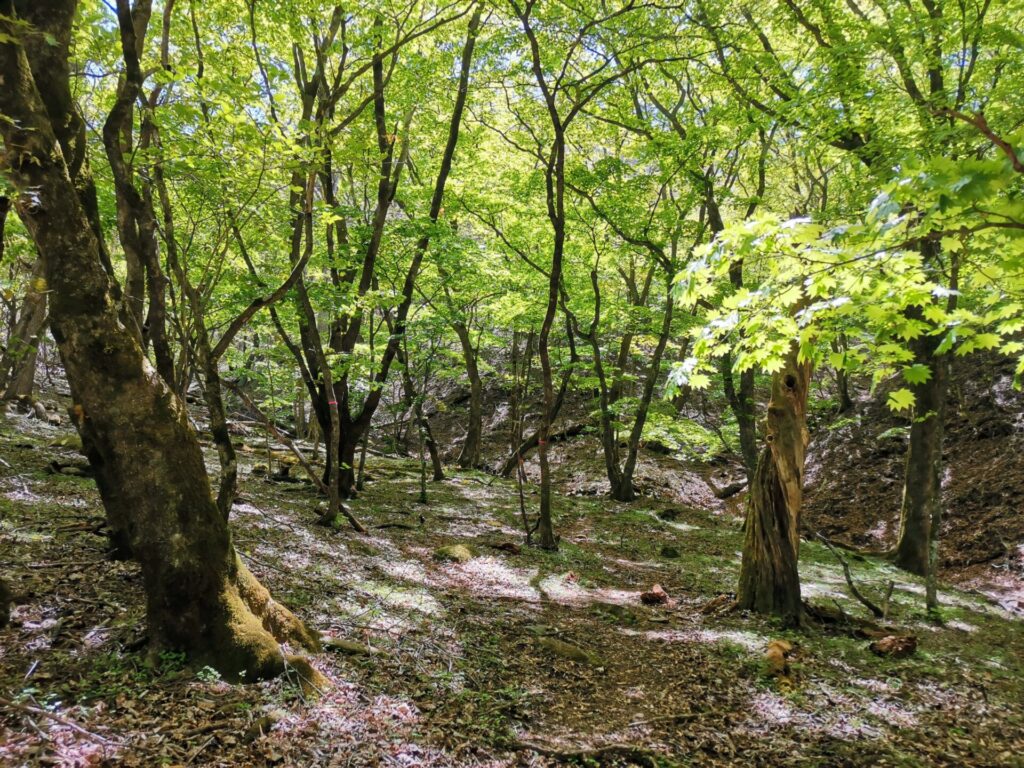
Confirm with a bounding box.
[3,409,1024,766]
[621,626,767,652]
[537,572,642,607]
[440,556,541,603]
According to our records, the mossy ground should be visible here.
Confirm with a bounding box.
[1,410,1022,766]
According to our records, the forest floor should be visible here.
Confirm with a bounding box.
[2,407,1024,767]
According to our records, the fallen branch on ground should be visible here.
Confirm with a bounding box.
[0,695,117,745]
[515,740,660,767]
[816,532,884,618]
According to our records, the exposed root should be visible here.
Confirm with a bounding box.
[235,558,321,652]
[284,655,331,700]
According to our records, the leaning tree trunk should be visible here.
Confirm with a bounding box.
[0,3,318,680]
[736,346,811,626]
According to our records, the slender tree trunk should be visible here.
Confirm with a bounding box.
[153,144,238,518]
[893,244,956,614]
[893,334,948,578]
[454,321,483,469]
[0,7,318,679]
[612,276,675,502]
[832,336,854,413]
[722,355,758,483]
[0,259,47,400]
[736,344,811,626]
[398,344,444,483]
[294,377,306,437]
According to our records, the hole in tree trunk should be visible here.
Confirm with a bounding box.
[784,374,796,390]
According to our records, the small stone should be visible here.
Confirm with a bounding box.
[433,544,475,563]
[537,637,600,665]
[321,637,381,656]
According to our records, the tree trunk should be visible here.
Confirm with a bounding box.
[831,335,854,413]
[612,276,675,502]
[0,259,47,400]
[893,334,948,578]
[454,321,482,469]
[336,422,359,499]
[893,244,956,614]
[398,344,445,483]
[736,345,811,626]
[722,356,759,483]
[498,318,576,478]
[0,3,318,680]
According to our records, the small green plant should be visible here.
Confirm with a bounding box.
[158,649,187,672]
[196,665,222,683]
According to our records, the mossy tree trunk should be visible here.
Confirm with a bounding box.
[736,345,811,626]
[0,0,318,680]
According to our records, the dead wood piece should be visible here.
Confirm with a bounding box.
[243,709,290,743]
[816,532,884,618]
[0,695,117,745]
[321,636,382,656]
[701,594,737,615]
[627,711,704,728]
[640,584,669,606]
[515,740,660,767]
[869,635,918,658]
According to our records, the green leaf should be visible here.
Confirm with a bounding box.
[901,364,932,385]
[688,373,712,390]
[887,388,916,412]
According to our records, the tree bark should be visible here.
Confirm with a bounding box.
[893,244,956,614]
[736,345,811,625]
[612,276,675,502]
[0,258,47,400]
[454,321,483,469]
[0,2,317,680]
[893,334,948,578]
[722,355,758,483]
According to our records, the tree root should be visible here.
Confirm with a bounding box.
[236,558,320,653]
